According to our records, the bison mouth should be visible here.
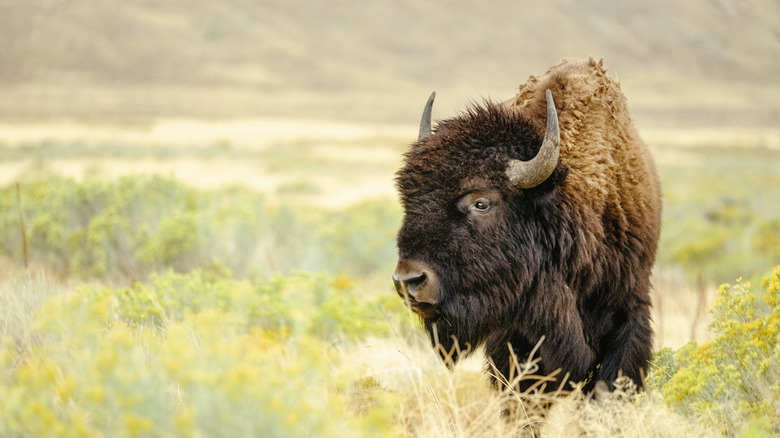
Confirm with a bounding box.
[408,301,440,319]
[395,287,441,318]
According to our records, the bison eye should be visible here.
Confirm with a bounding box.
[471,198,491,213]
[456,189,501,216]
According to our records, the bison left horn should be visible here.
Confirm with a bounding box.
[506,89,560,189]
[418,91,436,141]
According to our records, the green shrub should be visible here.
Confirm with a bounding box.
[658,150,780,285]
[649,265,780,435]
[1,176,401,284]
[80,269,389,340]
[0,270,400,438]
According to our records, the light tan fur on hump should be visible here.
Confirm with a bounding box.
[510,57,662,252]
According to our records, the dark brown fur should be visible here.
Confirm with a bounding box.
[394,58,662,392]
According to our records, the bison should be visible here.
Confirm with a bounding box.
[393,58,661,393]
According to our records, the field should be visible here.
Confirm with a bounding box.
[3,0,780,436]
[1,119,779,437]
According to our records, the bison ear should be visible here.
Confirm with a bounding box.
[547,162,570,187]
[418,91,436,141]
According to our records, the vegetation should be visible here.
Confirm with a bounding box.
[0,174,400,284]
[0,271,399,437]
[657,146,780,285]
[1,139,779,436]
[1,266,738,438]
[649,266,780,436]
[4,143,780,287]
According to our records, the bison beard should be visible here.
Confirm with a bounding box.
[394,58,661,394]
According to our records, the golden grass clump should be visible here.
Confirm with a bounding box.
[343,334,712,438]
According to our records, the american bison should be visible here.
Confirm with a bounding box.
[393,58,661,393]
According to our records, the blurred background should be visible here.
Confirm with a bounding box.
[1,0,780,348]
[1,0,779,124]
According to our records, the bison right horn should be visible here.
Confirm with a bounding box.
[506,89,560,189]
[418,91,436,141]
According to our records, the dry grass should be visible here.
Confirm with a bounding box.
[0,271,62,354]
[541,386,718,438]
[345,333,716,438]
[651,270,715,350]
[0,119,411,208]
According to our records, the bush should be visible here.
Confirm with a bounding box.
[649,265,780,435]
[79,269,390,340]
[0,270,399,438]
[658,150,780,285]
[1,176,401,284]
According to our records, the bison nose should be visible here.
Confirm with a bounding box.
[392,260,440,305]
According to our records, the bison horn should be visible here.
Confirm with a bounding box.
[418,91,436,140]
[506,89,560,189]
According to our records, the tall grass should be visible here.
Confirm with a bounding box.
[0,271,61,356]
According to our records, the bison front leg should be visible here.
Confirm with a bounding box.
[531,284,598,391]
[485,330,595,393]
[484,332,538,392]
[592,297,653,391]
[486,292,597,393]
[533,318,597,391]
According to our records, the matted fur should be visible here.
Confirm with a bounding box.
[394,58,661,392]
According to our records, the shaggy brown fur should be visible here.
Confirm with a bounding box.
[394,58,662,393]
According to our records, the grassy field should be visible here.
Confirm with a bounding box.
[2,0,779,434]
[1,120,779,436]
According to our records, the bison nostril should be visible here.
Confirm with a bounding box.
[393,270,426,298]
[399,272,426,290]
[393,260,440,306]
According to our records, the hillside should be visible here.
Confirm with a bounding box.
[1,0,779,127]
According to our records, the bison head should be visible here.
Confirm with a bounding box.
[394,90,569,364]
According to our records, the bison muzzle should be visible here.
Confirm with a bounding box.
[393,58,662,393]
